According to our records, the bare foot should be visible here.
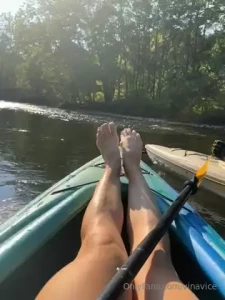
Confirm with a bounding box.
[96,122,120,172]
[120,128,143,177]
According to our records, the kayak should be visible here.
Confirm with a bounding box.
[0,156,225,299]
[145,144,225,199]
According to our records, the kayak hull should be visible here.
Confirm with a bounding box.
[145,144,225,199]
[0,156,225,299]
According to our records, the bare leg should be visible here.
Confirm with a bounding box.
[37,123,131,300]
[120,128,197,300]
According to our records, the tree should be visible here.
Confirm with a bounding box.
[0,0,225,121]
[0,13,18,89]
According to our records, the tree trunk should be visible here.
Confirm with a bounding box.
[125,59,128,98]
[117,55,123,100]
[103,80,114,103]
[152,29,159,101]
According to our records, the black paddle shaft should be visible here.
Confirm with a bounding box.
[98,181,195,300]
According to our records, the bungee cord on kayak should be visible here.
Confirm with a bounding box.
[51,167,196,214]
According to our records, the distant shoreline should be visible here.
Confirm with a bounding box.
[1,92,225,127]
[69,107,225,130]
[60,102,225,127]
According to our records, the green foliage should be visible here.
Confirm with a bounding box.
[0,0,225,119]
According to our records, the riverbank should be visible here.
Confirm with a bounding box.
[60,102,225,126]
[1,90,225,126]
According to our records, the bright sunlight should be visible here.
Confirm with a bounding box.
[0,0,24,14]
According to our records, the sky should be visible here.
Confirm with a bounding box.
[0,0,24,15]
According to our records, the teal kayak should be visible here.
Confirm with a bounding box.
[0,156,225,299]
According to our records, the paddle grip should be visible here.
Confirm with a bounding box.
[184,177,198,195]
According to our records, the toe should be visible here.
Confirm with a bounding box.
[109,122,117,135]
[101,123,109,135]
[96,127,103,144]
[127,128,132,135]
[124,129,129,135]
[121,129,127,136]
[97,127,103,137]
[132,130,139,139]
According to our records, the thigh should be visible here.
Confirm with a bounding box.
[132,249,197,300]
[36,232,132,300]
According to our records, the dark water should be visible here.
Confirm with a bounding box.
[0,101,225,238]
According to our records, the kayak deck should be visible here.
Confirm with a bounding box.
[0,156,225,299]
[145,144,225,198]
[145,144,225,185]
[0,194,221,300]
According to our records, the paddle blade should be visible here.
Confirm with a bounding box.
[195,156,211,185]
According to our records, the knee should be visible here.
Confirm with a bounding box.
[82,231,127,261]
[84,230,122,249]
[81,217,122,246]
[80,218,127,259]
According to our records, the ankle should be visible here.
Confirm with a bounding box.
[105,165,121,177]
[124,165,142,180]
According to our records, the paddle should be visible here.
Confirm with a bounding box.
[97,157,211,300]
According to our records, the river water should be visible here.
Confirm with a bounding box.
[0,100,225,238]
